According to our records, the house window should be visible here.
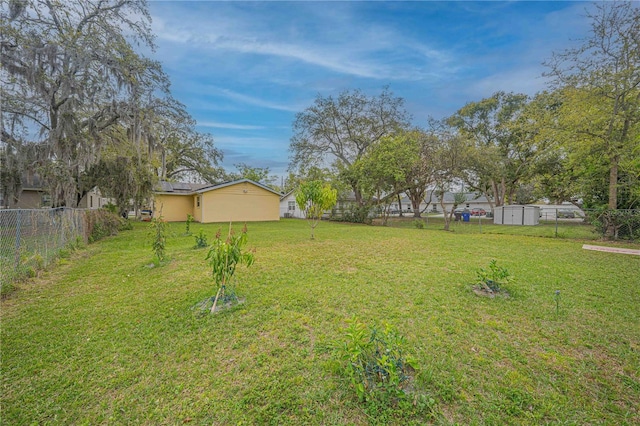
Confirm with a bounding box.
[288,201,295,211]
[41,194,51,207]
[90,196,93,208]
[197,196,201,207]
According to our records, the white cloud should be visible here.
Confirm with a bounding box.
[198,121,265,130]
[214,136,286,150]
[205,86,301,112]
[150,2,455,82]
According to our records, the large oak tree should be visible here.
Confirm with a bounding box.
[289,87,411,205]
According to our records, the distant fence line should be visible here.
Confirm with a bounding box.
[329,205,639,242]
[0,208,87,289]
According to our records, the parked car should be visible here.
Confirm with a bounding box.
[140,209,153,221]
[557,209,575,218]
[470,208,486,216]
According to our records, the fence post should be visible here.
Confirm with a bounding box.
[555,209,558,238]
[15,210,21,271]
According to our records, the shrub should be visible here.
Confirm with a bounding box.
[103,202,118,214]
[587,208,640,241]
[85,209,130,243]
[333,316,417,406]
[476,259,513,294]
[194,229,208,249]
[334,205,373,224]
[413,219,425,229]
[119,219,133,231]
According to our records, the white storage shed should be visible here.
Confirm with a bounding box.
[494,205,540,226]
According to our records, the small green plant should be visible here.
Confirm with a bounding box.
[205,223,255,313]
[413,219,425,229]
[333,316,417,406]
[194,229,208,249]
[476,259,513,294]
[103,202,118,214]
[151,216,167,265]
[185,214,194,235]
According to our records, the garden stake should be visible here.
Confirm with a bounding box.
[211,285,224,313]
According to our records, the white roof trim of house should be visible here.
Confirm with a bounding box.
[280,189,296,200]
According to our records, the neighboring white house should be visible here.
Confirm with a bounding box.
[78,186,113,210]
[280,188,501,218]
[280,190,306,218]
[386,191,494,215]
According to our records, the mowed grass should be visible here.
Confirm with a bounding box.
[2,219,639,425]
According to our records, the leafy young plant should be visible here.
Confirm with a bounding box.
[193,229,208,249]
[205,223,255,313]
[150,216,167,265]
[334,316,417,405]
[185,214,194,235]
[476,259,513,293]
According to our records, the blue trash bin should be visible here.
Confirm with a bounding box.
[462,212,471,222]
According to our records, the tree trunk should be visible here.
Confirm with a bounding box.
[407,189,423,218]
[412,198,421,218]
[397,194,403,217]
[608,158,618,210]
[440,193,451,231]
[353,186,363,206]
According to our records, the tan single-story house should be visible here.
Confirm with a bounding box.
[153,179,281,223]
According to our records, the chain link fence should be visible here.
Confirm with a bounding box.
[533,208,637,241]
[1,208,87,290]
[583,209,640,241]
[369,206,640,242]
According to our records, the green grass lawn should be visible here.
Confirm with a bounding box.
[2,219,639,424]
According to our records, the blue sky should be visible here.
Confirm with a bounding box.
[147,1,593,179]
